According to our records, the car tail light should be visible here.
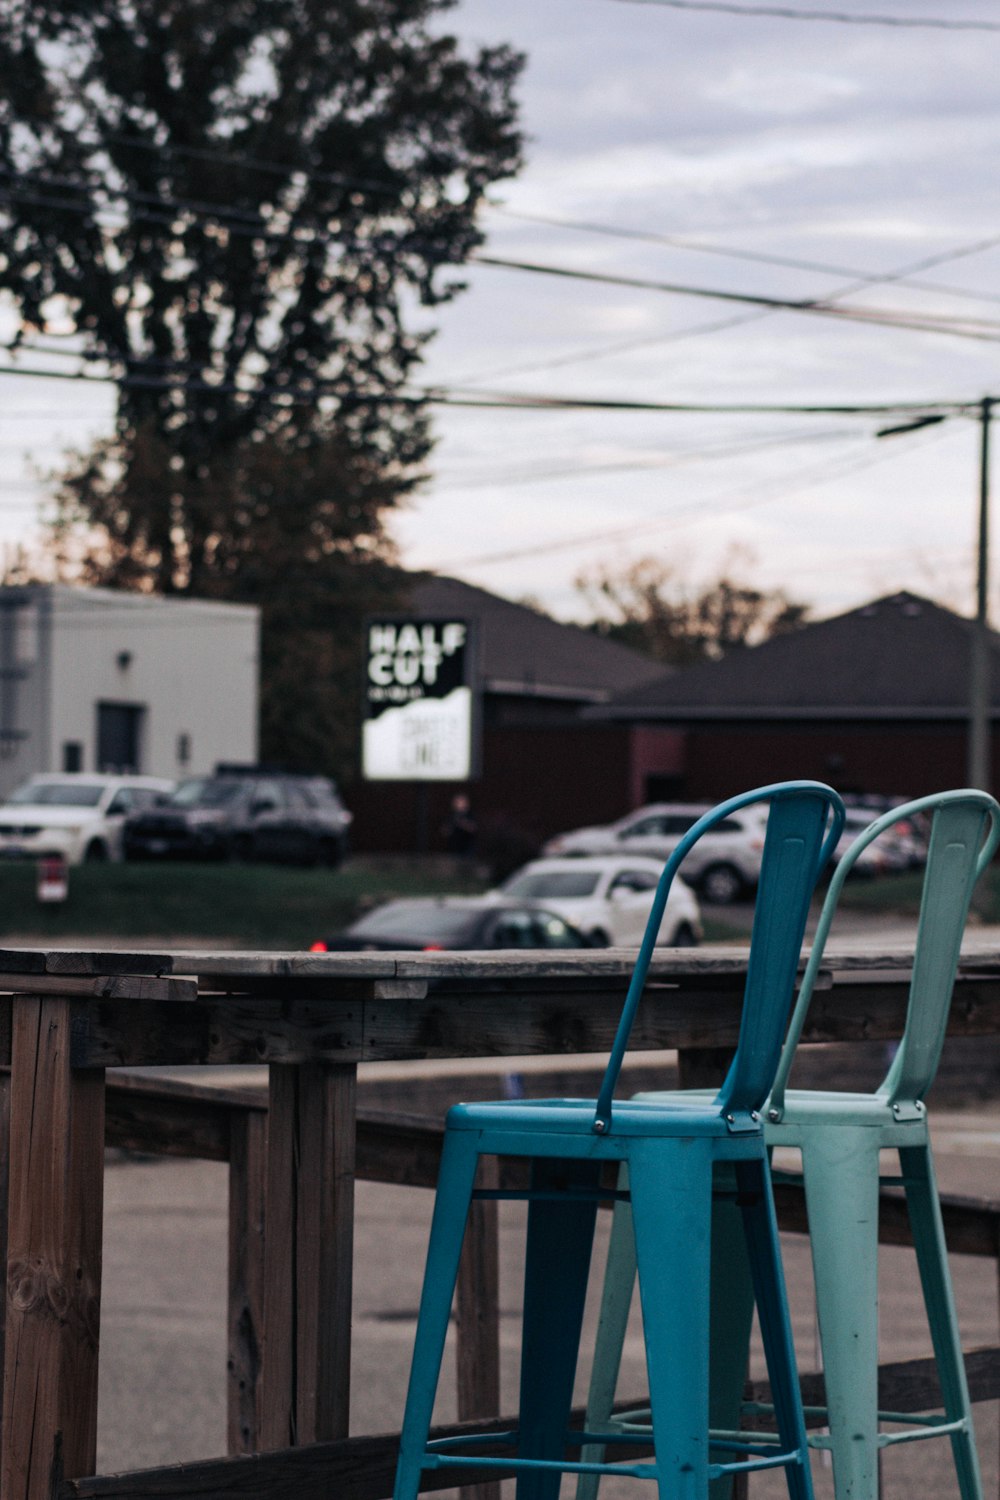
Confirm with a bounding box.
[422,943,445,951]
[309,940,328,953]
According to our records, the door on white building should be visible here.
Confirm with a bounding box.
[97,702,145,772]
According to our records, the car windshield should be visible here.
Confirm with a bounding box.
[169,777,247,809]
[504,870,601,898]
[8,780,104,807]
[347,903,479,944]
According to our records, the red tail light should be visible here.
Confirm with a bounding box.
[422,943,446,951]
[309,940,328,953]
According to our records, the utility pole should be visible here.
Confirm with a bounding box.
[969,396,993,790]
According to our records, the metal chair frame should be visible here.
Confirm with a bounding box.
[579,788,1000,1500]
[392,781,845,1500]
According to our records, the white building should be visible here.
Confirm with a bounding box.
[0,585,259,798]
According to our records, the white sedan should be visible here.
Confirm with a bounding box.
[497,855,702,948]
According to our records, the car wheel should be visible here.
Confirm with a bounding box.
[671,922,699,947]
[699,862,743,905]
[588,928,612,947]
[83,839,109,862]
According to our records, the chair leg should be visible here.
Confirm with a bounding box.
[733,1156,813,1500]
[628,1137,714,1500]
[900,1142,984,1500]
[517,1157,602,1500]
[579,1162,756,1500]
[799,1127,881,1500]
[708,1162,757,1500]
[578,1165,636,1500]
[394,1129,482,1500]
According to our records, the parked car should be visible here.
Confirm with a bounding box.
[833,805,928,877]
[0,772,175,864]
[497,855,702,947]
[123,766,352,865]
[312,896,595,952]
[542,802,769,904]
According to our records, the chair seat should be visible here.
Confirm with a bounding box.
[772,1089,929,1134]
[447,1094,746,1139]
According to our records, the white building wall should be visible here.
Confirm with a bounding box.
[0,586,259,797]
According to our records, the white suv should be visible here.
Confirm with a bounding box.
[498,855,702,947]
[0,773,175,864]
[541,802,769,904]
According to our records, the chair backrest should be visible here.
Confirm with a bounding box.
[768,789,1000,1121]
[592,781,845,1134]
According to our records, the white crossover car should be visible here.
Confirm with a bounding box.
[0,773,175,864]
[541,802,770,904]
[497,854,702,948]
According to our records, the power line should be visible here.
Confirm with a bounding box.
[7,168,1000,350]
[0,357,982,419]
[470,254,1000,341]
[432,417,956,570]
[486,205,1000,311]
[606,0,1000,30]
[453,217,1000,384]
[433,426,853,491]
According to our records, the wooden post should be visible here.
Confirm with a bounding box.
[456,1156,501,1500]
[2,997,105,1499]
[227,1104,267,1454]
[259,1061,357,1448]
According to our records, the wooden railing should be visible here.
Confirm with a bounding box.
[2,943,1000,1499]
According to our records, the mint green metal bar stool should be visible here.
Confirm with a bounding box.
[579,788,1000,1500]
[392,781,845,1500]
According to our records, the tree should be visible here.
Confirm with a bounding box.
[577,553,810,668]
[0,0,523,772]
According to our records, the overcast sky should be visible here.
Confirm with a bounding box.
[5,0,1000,627]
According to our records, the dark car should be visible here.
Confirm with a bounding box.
[123,766,352,865]
[311,896,598,952]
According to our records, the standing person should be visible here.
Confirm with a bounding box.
[442,794,477,856]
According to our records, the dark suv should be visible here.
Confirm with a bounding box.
[122,766,352,865]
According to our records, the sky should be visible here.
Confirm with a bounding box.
[4,0,1000,628]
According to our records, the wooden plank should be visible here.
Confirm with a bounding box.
[228,1105,267,1455]
[296,1063,356,1444]
[259,1063,358,1448]
[3,998,106,1498]
[59,1349,1000,1499]
[0,974,196,1002]
[259,1065,297,1450]
[60,997,366,1070]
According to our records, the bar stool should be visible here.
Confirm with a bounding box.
[580,788,1000,1500]
[392,781,845,1500]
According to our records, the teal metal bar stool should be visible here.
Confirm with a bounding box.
[392,781,845,1500]
[579,788,1000,1500]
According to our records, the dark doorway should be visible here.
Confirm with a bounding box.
[97,702,145,772]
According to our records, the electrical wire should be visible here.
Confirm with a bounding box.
[605,0,1000,30]
[429,418,957,570]
[486,205,1000,311]
[6,168,1000,349]
[0,358,984,420]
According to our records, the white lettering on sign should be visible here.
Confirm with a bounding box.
[367,620,467,691]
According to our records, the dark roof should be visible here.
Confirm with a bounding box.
[588,592,1000,721]
[404,574,667,703]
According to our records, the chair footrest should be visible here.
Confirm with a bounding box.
[424,1427,809,1482]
